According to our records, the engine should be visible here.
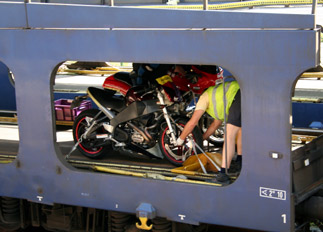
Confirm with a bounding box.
[127,117,157,148]
[131,130,145,144]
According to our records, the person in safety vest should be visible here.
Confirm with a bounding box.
[176,80,241,184]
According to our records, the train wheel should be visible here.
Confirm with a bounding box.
[151,217,172,232]
[109,211,135,232]
[0,197,22,232]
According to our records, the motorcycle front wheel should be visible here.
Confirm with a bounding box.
[73,109,111,159]
[159,118,203,166]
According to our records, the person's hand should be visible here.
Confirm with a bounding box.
[176,137,185,146]
[186,139,193,149]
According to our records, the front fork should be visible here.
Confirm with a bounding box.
[157,90,178,145]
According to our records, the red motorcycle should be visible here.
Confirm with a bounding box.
[103,65,223,100]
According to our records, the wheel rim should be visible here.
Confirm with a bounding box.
[75,116,103,155]
[161,123,196,164]
[209,127,224,143]
[202,122,224,144]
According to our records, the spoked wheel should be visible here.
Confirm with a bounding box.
[200,115,224,147]
[159,118,203,166]
[73,109,111,159]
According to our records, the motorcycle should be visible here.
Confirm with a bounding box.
[71,64,225,166]
[72,82,203,166]
[101,65,226,147]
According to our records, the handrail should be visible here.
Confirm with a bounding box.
[137,0,323,10]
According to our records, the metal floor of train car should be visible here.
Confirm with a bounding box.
[0,123,320,187]
[0,124,228,184]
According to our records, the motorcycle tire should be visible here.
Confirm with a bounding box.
[73,109,111,159]
[199,115,224,147]
[159,118,203,166]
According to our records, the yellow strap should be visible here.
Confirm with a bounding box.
[0,160,12,164]
[93,166,222,186]
[301,72,323,78]
[171,169,199,176]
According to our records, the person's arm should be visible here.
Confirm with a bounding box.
[176,91,208,145]
[202,119,222,140]
[177,109,204,145]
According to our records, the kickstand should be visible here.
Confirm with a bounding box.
[65,136,83,160]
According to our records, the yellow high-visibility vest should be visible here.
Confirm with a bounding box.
[205,81,240,121]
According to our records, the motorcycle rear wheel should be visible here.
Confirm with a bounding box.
[73,109,111,159]
[159,118,203,166]
[200,115,224,147]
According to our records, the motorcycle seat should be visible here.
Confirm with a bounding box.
[87,87,126,113]
[113,72,133,86]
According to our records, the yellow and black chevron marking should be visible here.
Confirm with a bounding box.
[138,0,323,10]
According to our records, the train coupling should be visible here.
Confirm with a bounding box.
[136,203,156,230]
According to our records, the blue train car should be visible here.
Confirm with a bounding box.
[293,102,323,129]
[0,2,322,232]
[0,61,100,125]
[0,62,16,112]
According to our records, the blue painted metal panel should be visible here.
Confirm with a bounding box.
[292,102,323,128]
[0,62,16,111]
[0,2,320,231]
[25,3,315,29]
[0,2,27,28]
[0,64,91,112]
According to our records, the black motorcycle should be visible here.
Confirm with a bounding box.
[71,84,203,166]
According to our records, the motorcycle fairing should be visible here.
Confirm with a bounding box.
[109,99,161,128]
[102,72,132,96]
[87,87,126,113]
[126,143,161,159]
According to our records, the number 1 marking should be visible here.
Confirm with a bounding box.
[281,214,286,224]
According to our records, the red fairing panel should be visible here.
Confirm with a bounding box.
[189,66,223,95]
[102,75,131,96]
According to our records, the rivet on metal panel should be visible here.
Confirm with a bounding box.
[37,188,43,194]
[15,160,21,168]
[56,166,62,175]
